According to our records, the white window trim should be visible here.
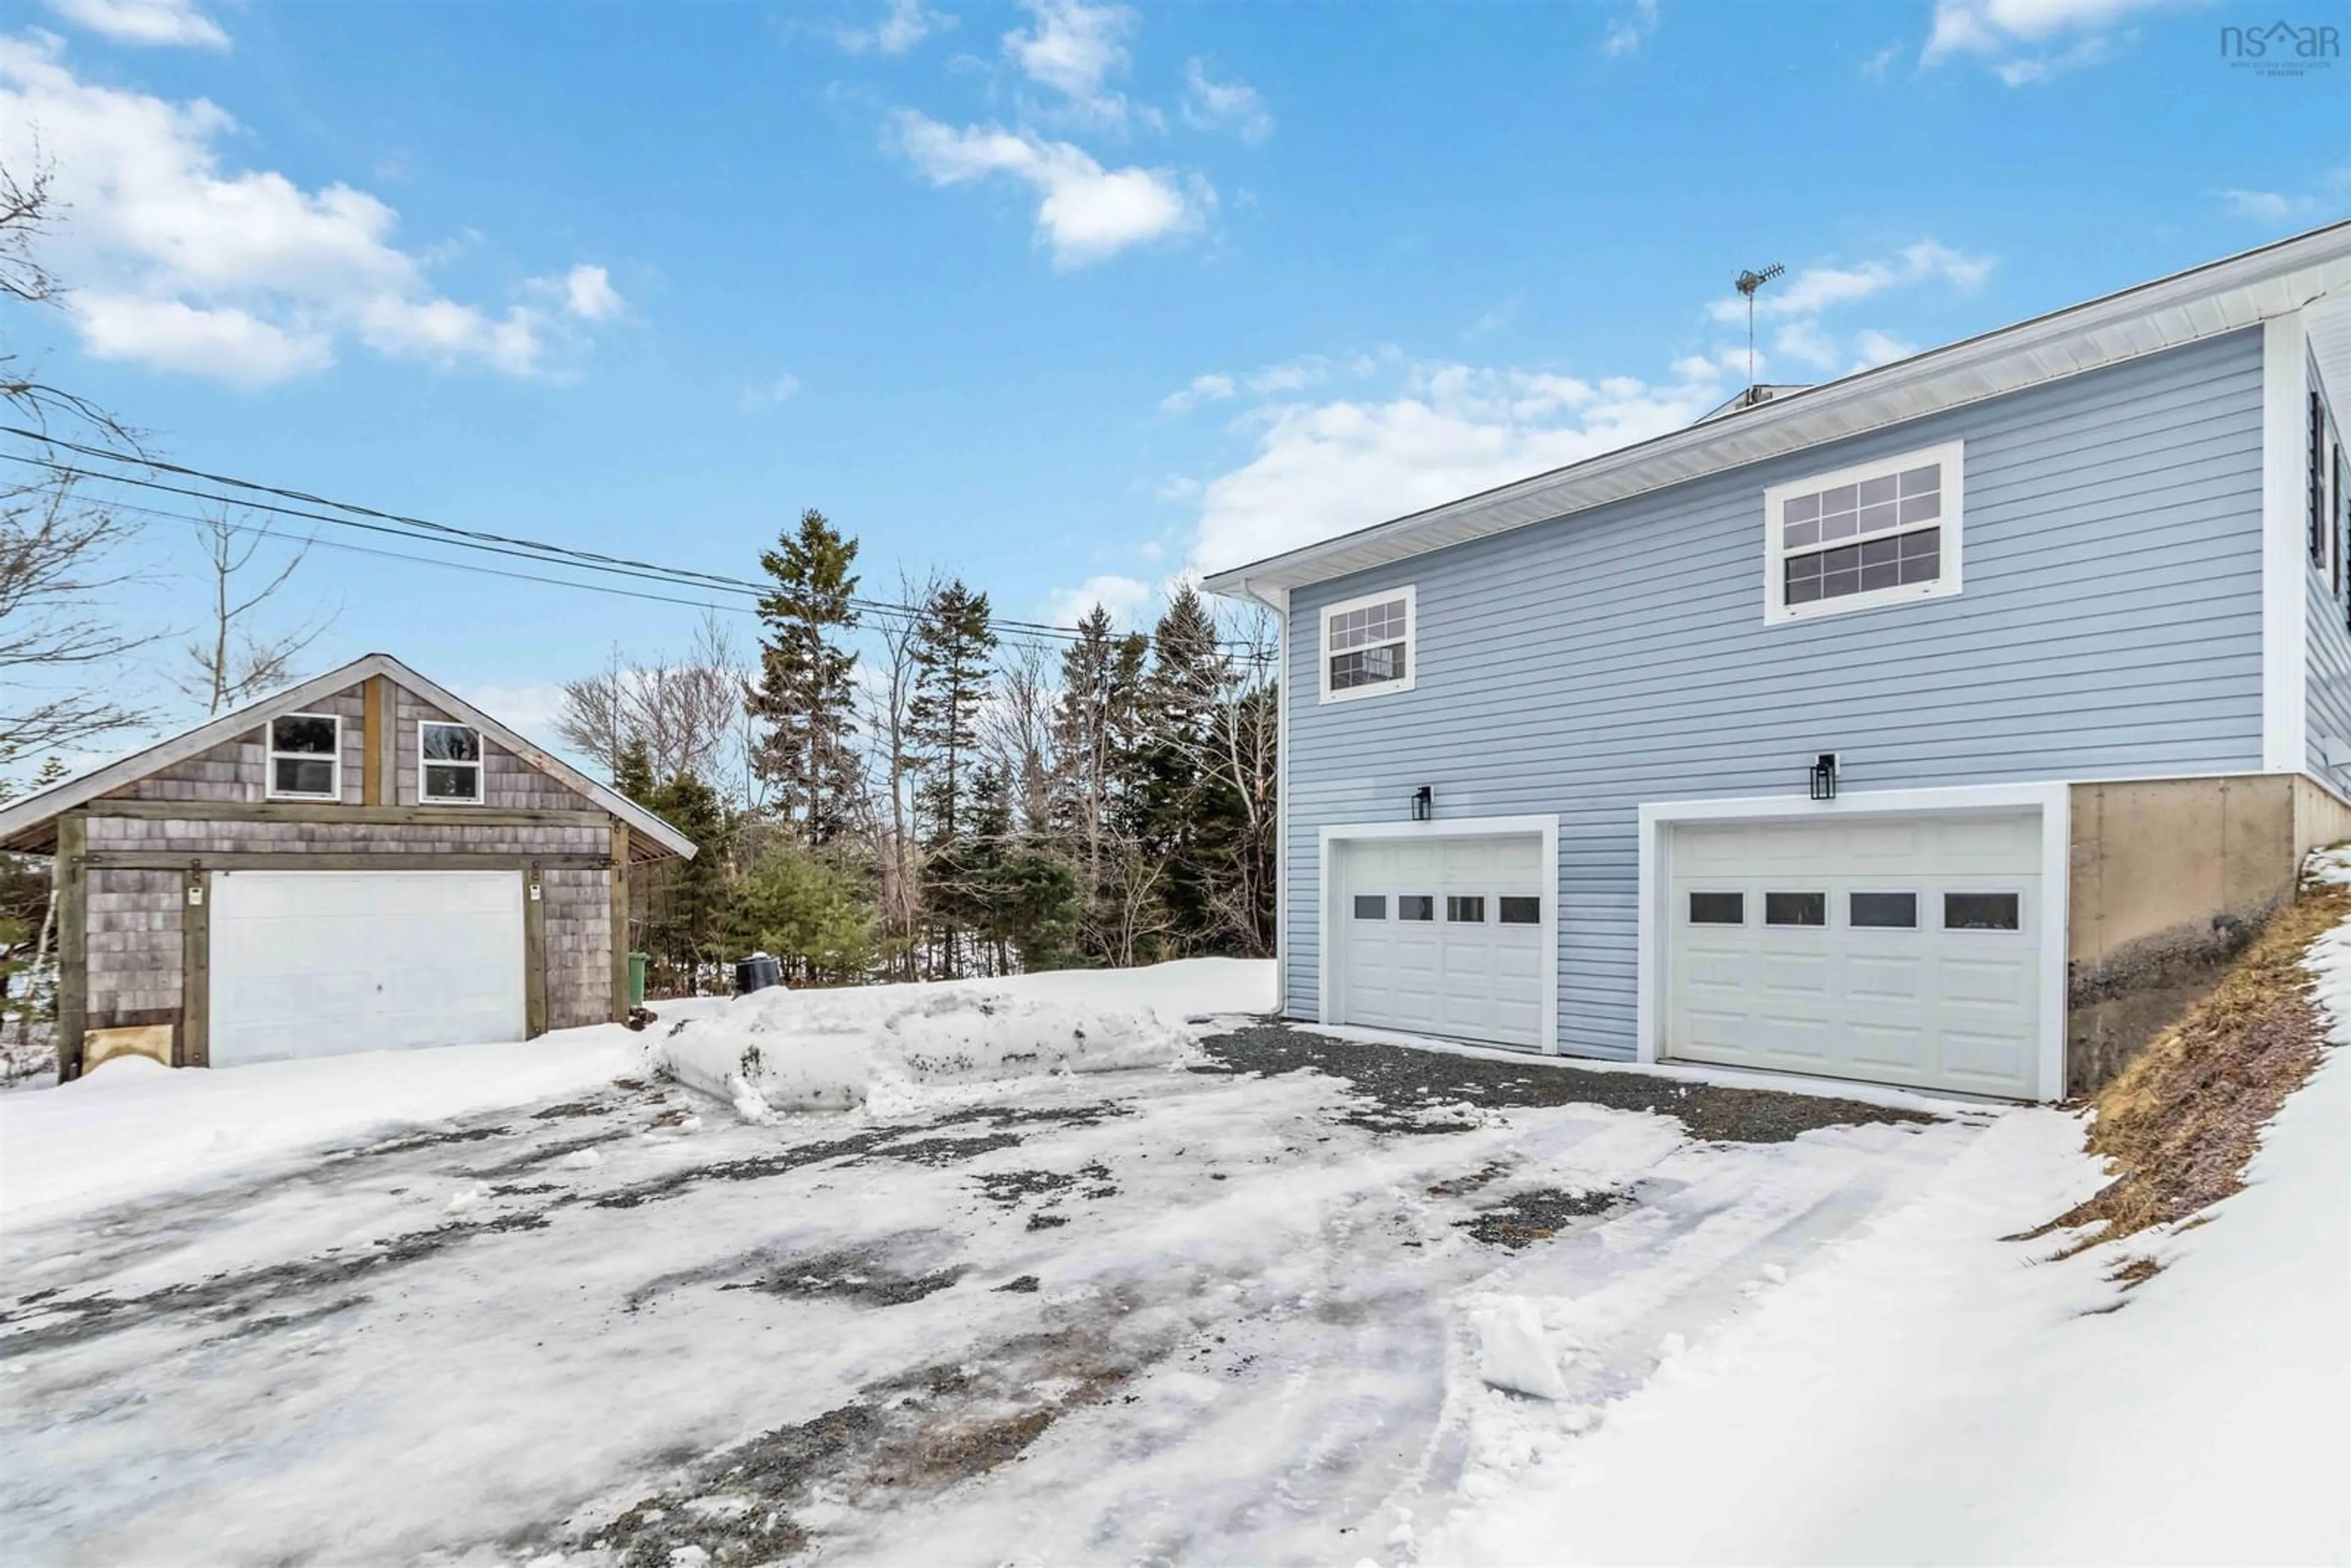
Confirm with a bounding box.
[1318,584,1417,705]
[264,711,342,801]
[1762,438,1965,626]
[417,719,486,805]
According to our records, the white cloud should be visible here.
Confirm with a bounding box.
[1182,357,1729,576]
[70,293,331,386]
[1180,58,1273,141]
[1708,241,1992,324]
[1852,328,1919,367]
[1922,0,2169,83]
[44,0,226,48]
[1859,43,1903,77]
[1601,0,1659,58]
[740,372,802,411]
[891,110,1205,266]
[456,682,568,746]
[2219,189,2316,222]
[1772,319,1839,372]
[0,35,617,386]
[1160,371,1235,414]
[557,263,624,321]
[1003,0,1138,127]
[1046,572,1153,628]
[837,0,953,55]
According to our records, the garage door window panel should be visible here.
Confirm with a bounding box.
[1944,891,2022,931]
[1764,891,1826,927]
[1498,896,1540,925]
[267,713,340,800]
[1688,891,1744,925]
[1352,895,1387,920]
[1446,896,1485,923]
[1766,441,1962,623]
[1850,891,1918,929]
[420,722,485,804]
[1398,896,1434,921]
[1321,587,1416,703]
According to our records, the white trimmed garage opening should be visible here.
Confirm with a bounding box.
[1319,816,1560,1052]
[208,869,529,1067]
[1637,783,2069,1101]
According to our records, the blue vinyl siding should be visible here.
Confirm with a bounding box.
[2304,349,2351,798]
[1283,329,2268,1057]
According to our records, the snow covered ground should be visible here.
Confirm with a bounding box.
[3,953,2339,1565]
[0,959,1987,1566]
[1431,942,2351,1568]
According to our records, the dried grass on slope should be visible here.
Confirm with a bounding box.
[2042,877,2351,1250]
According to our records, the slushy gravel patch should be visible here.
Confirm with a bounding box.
[1196,1023,1939,1143]
[1458,1187,1635,1249]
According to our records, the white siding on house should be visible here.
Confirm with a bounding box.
[1283,329,2269,1058]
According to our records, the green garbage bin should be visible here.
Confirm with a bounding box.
[627,951,649,1008]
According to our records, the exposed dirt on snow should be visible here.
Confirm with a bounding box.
[1457,1185,1634,1249]
[1198,1023,1938,1142]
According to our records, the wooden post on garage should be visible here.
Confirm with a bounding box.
[523,860,547,1038]
[54,812,87,1082]
[362,675,396,806]
[609,820,630,1022]
[180,867,211,1068]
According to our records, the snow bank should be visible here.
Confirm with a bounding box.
[0,1011,720,1231]
[1435,930,2351,1566]
[648,958,1265,1116]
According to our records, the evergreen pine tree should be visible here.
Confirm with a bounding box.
[909,579,996,977]
[747,509,861,847]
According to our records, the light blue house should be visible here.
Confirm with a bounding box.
[1205,223,2351,1102]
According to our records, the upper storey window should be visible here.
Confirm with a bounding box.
[266,713,340,800]
[1764,441,1964,624]
[1321,586,1416,703]
[420,722,486,803]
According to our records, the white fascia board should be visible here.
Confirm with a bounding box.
[1270,584,1292,1018]
[1635,781,2071,1103]
[2264,312,2313,773]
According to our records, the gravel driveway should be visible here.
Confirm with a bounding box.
[0,1027,1979,1566]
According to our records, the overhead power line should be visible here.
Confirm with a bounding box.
[0,428,1263,651]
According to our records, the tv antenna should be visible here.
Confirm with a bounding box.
[1734,263,1785,401]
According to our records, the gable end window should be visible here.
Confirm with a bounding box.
[1763,440,1963,625]
[420,721,485,804]
[266,713,341,800]
[1320,586,1416,703]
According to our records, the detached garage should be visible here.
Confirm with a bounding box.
[0,653,696,1079]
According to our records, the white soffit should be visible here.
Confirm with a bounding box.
[1205,222,2351,604]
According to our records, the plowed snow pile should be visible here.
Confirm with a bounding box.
[648,981,1197,1116]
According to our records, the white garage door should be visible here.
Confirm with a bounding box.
[1666,811,2042,1097]
[209,870,528,1067]
[1334,835,1547,1050]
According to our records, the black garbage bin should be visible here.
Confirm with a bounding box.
[734,952,784,995]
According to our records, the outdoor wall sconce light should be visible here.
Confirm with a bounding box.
[1809,752,1839,801]
[1411,785,1434,821]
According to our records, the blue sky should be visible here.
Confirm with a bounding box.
[1,0,2343,754]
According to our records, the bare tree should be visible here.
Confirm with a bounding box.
[1188,604,1280,956]
[0,471,150,766]
[1,154,140,451]
[556,616,752,790]
[178,506,331,715]
[984,640,1059,835]
[861,568,936,980]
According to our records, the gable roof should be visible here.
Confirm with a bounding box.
[1204,219,2351,606]
[0,653,697,861]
